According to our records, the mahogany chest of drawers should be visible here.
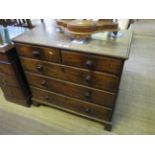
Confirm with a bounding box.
[13,22,133,131]
[0,44,31,106]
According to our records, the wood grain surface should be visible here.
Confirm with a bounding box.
[26,72,116,108]
[20,57,119,92]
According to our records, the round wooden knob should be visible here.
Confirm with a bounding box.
[85,75,91,82]
[85,60,94,69]
[32,51,40,57]
[44,95,49,100]
[41,80,47,86]
[84,108,91,113]
[84,91,92,99]
[36,64,43,71]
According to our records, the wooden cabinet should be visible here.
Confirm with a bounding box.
[13,23,132,131]
[0,44,31,106]
[14,43,126,130]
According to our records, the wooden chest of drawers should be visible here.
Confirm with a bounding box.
[13,23,132,131]
[0,44,31,106]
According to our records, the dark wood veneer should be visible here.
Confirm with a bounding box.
[16,44,61,63]
[26,72,116,108]
[31,87,113,121]
[62,50,124,75]
[0,46,31,106]
[20,57,119,92]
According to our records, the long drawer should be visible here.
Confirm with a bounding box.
[20,57,119,92]
[62,50,124,75]
[26,72,116,108]
[31,87,113,121]
[16,44,61,63]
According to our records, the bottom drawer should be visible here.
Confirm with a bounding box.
[31,87,113,121]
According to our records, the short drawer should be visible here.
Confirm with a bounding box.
[27,73,116,108]
[31,87,113,121]
[21,57,119,92]
[16,44,61,63]
[62,50,124,75]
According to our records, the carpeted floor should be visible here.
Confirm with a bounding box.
[0,20,155,134]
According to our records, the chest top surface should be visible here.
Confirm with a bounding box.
[13,21,133,59]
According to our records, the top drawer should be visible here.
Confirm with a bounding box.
[62,50,124,75]
[16,44,61,63]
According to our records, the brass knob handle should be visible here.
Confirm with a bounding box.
[85,60,94,69]
[36,64,43,71]
[44,95,49,100]
[32,51,40,57]
[85,75,91,82]
[41,80,47,86]
[84,91,92,99]
[84,108,91,113]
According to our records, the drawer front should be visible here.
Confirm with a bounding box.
[1,85,25,100]
[31,87,112,121]
[27,73,116,108]
[21,57,119,92]
[0,63,15,75]
[16,44,61,63]
[62,50,124,75]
